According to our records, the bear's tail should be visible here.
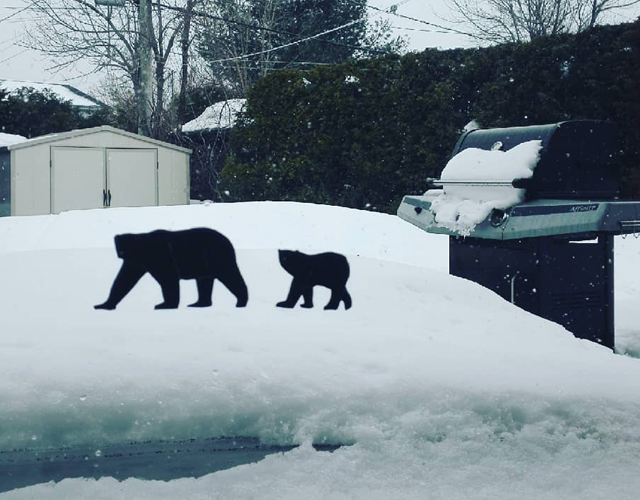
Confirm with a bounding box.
[342,290,352,310]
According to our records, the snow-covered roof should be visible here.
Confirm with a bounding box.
[1,125,191,154]
[182,98,246,133]
[0,132,27,148]
[0,79,104,108]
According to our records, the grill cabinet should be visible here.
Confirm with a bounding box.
[398,120,640,349]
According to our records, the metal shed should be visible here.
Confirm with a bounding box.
[0,125,191,217]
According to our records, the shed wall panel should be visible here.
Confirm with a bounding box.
[107,149,157,208]
[0,150,10,217]
[12,144,51,216]
[158,149,190,205]
[51,147,105,213]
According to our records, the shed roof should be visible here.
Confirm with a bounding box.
[2,125,191,154]
[0,132,28,148]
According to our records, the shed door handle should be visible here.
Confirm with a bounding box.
[103,189,107,207]
[107,190,112,207]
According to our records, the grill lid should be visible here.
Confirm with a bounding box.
[450,120,620,200]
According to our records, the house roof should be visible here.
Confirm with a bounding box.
[2,125,191,154]
[0,79,105,108]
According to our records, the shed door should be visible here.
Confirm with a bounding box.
[51,147,105,214]
[106,149,158,208]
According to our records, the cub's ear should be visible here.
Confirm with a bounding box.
[278,249,295,269]
[279,249,291,259]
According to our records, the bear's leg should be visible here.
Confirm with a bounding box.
[148,267,180,309]
[277,277,303,308]
[300,287,314,308]
[155,278,180,309]
[189,278,214,307]
[218,265,248,307]
[342,289,352,310]
[94,261,146,310]
[324,285,347,310]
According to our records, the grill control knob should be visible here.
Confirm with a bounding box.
[490,209,509,227]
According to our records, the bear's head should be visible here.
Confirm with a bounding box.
[278,249,303,275]
[114,233,143,260]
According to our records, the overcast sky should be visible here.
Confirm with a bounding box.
[0,0,472,93]
[0,0,637,95]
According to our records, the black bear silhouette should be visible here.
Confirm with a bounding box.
[95,228,248,310]
[276,250,352,310]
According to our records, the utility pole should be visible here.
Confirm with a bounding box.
[137,0,154,137]
[178,0,195,125]
[95,0,151,135]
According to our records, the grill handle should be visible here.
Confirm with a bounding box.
[426,177,532,189]
[619,221,640,233]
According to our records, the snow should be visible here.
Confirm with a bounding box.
[0,132,27,148]
[1,201,640,499]
[181,99,247,132]
[0,80,100,108]
[463,119,481,132]
[430,140,542,235]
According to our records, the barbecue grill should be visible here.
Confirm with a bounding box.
[397,120,640,349]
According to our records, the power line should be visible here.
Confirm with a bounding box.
[0,47,30,64]
[0,3,31,24]
[156,1,391,57]
[204,17,368,64]
[389,25,461,35]
[361,1,474,38]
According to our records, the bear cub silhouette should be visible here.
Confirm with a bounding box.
[277,250,352,310]
[95,228,248,310]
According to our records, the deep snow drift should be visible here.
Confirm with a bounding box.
[1,201,640,499]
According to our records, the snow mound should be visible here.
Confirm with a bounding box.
[1,202,640,499]
[430,140,542,235]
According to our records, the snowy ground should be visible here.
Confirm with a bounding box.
[1,201,640,499]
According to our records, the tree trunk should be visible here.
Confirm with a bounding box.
[155,59,166,139]
[137,0,154,136]
[178,0,195,126]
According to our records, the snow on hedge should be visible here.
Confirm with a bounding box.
[430,140,542,235]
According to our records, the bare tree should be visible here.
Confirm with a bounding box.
[195,0,285,96]
[25,0,189,138]
[445,0,640,43]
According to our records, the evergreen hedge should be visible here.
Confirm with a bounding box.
[221,20,640,213]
